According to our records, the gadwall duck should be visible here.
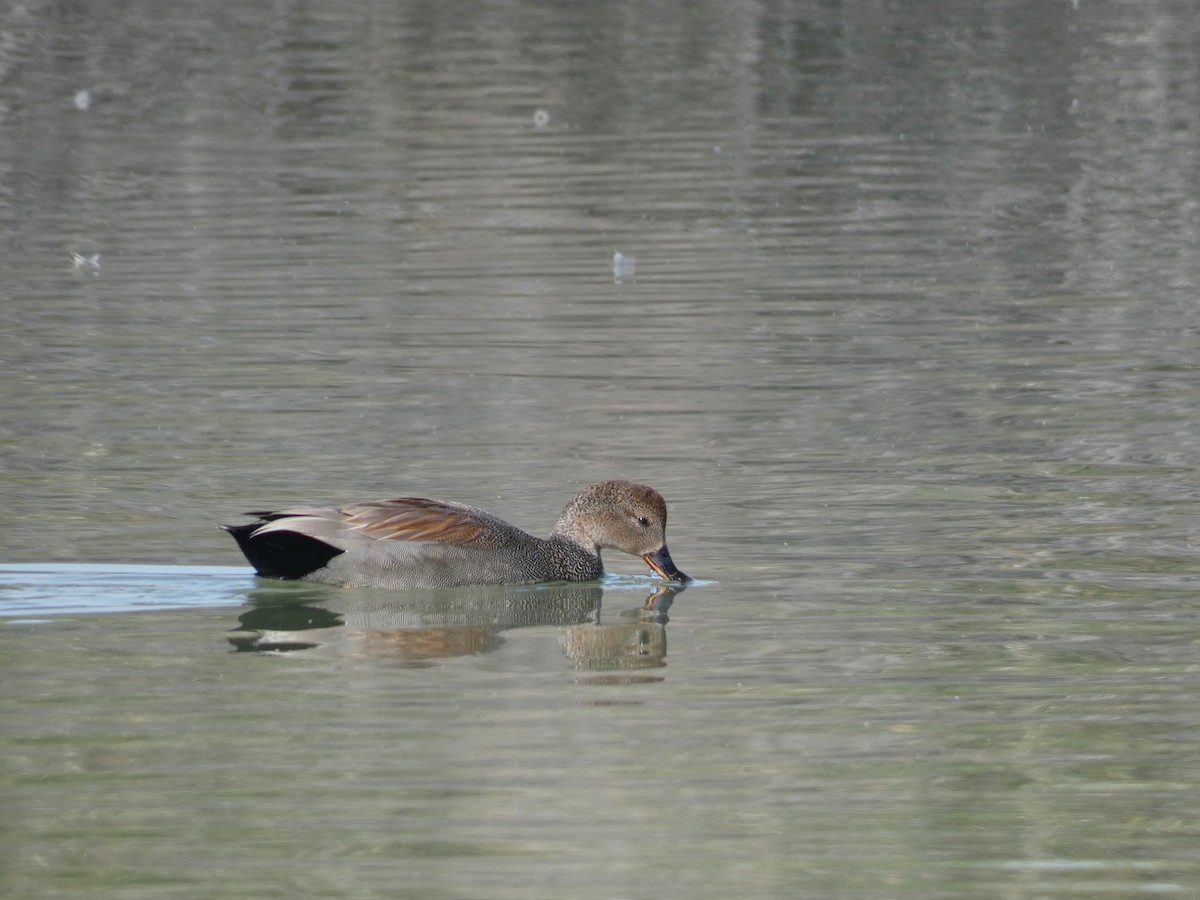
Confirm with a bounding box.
[223,480,690,589]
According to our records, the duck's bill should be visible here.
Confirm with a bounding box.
[643,546,692,584]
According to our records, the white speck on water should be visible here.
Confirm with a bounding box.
[612,251,635,283]
[71,252,101,269]
[533,108,550,128]
[73,89,91,110]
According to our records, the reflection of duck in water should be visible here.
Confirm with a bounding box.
[229,583,686,670]
[223,481,690,589]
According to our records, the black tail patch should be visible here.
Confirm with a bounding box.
[222,522,342,580]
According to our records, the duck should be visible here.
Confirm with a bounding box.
[223,480,690,589]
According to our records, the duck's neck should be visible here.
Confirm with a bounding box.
[549,515,596,550]
[543,533,604,581]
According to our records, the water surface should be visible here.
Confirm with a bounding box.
[3,1,1200,897]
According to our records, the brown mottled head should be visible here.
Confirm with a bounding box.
[552,480,690,583]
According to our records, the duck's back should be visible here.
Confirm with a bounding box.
[229,496,604,588]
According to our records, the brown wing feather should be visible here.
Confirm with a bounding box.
[338,498,494,544]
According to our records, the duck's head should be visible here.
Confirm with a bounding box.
[553,480,692,583]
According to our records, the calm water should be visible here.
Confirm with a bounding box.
[3,0,1200,897]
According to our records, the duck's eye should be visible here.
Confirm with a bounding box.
[637,516,650,527]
